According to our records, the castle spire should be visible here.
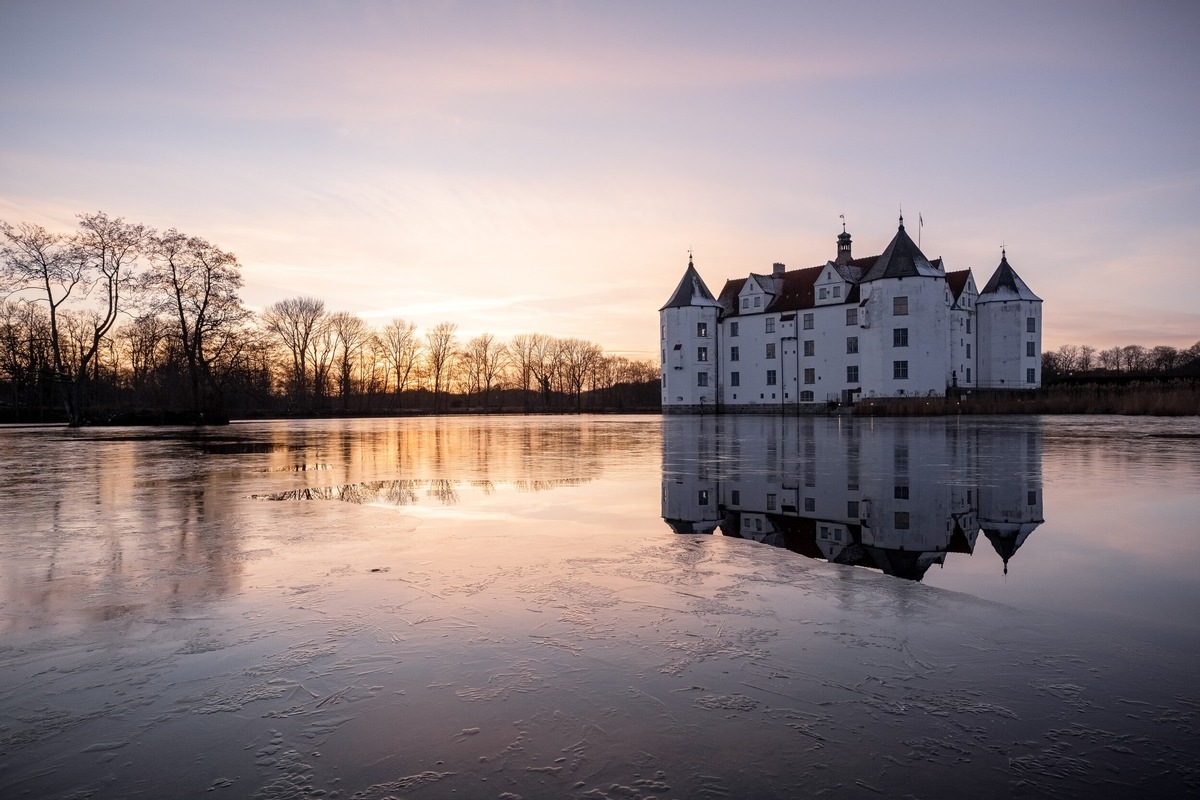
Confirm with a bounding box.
[836,216,853,265]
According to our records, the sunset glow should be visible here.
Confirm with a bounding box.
[3,1,1198,356]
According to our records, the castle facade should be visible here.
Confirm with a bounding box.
[660,217,1042,412]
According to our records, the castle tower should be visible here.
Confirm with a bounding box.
[660,256,722,413]
[856,216,952,398]
[976,250,1043,389]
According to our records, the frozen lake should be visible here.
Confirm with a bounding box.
[1,414,1197,799]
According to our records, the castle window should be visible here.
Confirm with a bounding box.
[1026,341,1036,357]
[894,296,909,315]
[833,286,841,298]
[765,318,775,333]
[697,372,708,387]
[966,318,972,333]
[847,336,858,354]
[819,287,828,300]
[661,324,665,339]
[967,343,972,358]
[966,367,972,383]
[754,296,762,308]
[730,346,739,361]
[847,365,859,382]
[697,346,708,362]
[804,497,815,512]
[895,511,910,529]
[766,343,776,359]
[767,369,777,385]
[732,490,740,505]
[1027,368,1036,384]
[847,501,859,517]
[804,340,815,357]
[1028,490,1037,506]
[730,371,740,386]
[1027,316,1036,333]
[699,490,709,505]
[767,494,776,511]
[893,360,909,379]
[730,321,739,337]
[800,391,814,402]
[804,368,815,384]
[803,313,814,330]
[893,328,908,347]
[846,308,858,326]
[697,322,708,337]
[894,485,909,500]
[742,297,749,310]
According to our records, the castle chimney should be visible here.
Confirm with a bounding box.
[772,262,785,276]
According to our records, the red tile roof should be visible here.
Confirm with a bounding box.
[945,269,971,299]
[717,261,871,317]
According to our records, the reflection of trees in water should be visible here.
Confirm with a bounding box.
[2,448,245,633]
[254,476,592,505]
[257,419,652,487]
[514,478,589,492]
[255,480,423,505]
[426,479,459,505]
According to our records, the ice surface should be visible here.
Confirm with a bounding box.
[0,416,1197,799]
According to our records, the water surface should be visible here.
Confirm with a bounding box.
[1,415,1197,799]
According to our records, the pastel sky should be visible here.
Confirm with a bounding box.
[3,1,1198,358]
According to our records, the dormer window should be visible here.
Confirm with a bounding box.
[742,297,749,310]
[833,286,841,298]
[754,296,762,308]
[819,287,828,300]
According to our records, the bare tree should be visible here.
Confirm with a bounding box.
[0,299,53,416]
[143,230,249,420]
[0,213,147,423]
[1078,345,1096,371]
[424,321,458,409]
[1150,345,1180,373]
[1121,344,1149,373]
[1098,347,1122,371]
[118,313,172,395]
[380,318,421,407]
[261,296,327,405]
[1054,344,1081,373]
[529,333,561,407]
[329,311,368,410]
[507,333,539,411]
[464,332,508,409]
[559,338,603,409]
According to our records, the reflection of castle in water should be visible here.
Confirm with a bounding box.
[662,416,1044,581]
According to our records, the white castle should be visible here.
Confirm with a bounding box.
[660,217,1042,412]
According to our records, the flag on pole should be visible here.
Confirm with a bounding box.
[919,213,923,228]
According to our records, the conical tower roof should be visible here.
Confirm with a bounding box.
[660,259,722,310]
[860,216,943,282]
[978,251,1041,303]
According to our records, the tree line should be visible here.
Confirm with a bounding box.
[1041,342,1200,381]
[1,212,657,425]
